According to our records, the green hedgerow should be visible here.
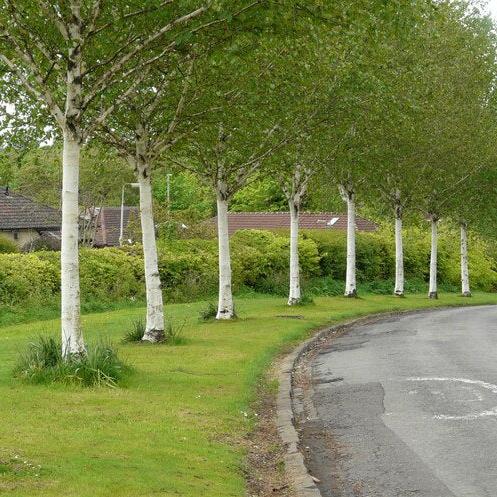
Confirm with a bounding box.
[14,336,130,387]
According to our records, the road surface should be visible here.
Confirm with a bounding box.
[299,306,497,497]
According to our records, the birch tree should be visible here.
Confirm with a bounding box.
[93,0,267,334]
[278,163,313,305]
[363,8,434,297]
[96,57,198,341]
[0,1,232,356]
[321,125,371,298]
[312,1,412,298]
[260,27,331,306]
[173,120,282,319]
[168,44,286,318]
[445,156,497,297]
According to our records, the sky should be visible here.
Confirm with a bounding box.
[487,0,497,19]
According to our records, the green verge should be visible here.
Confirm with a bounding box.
[1,293,497,497]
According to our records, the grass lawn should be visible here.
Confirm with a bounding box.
[1,292,497,496]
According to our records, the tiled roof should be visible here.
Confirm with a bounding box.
[0,187,61,230]
[94,206,139,247]
[208,211,377,235]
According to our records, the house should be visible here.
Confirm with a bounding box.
[207,211,377,236]
[0,187,61,248]
[92,206,140,247]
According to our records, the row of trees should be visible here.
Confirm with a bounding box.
[1,1,497,358]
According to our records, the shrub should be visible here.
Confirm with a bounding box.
[303,224,497,291]
[231,229,320,286]
[1,223,497,317]
[14,337,130,387]
[0,253,59,306]
[157,239,219,299]
[79,248,144,300]
[0,235,18,254]
[305,276,344,297]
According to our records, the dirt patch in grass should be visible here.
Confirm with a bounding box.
[245,371,295,497]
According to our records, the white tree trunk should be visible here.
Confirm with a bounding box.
[429,217,438,299]
[216,189,235,319]
[138,166,165,342]
[394,206,404,296]
[61,131,85,358]
[288,199,301,305]
[460,222,471,297]
[344,189,357,297]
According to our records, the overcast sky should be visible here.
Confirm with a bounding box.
[487,0,497,19]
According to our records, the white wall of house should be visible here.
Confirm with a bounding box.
[0,229,41,247]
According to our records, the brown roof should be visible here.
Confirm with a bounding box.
[0,187,61,230]
[94,206,139,247]
[209,212,377,236]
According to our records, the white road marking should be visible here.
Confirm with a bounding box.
[405,377,497,420]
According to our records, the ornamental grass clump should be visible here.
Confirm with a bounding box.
[122,318,145,343]
[164,320,187,345]
[14,336,130,387]
[123,318,186,345]
[294,293,315,306]
[198,302,217,321]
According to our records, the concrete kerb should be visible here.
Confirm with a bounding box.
[274,304,493,496]
[275,319,354,497]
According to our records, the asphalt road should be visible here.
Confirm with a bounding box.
[300,306,497,497]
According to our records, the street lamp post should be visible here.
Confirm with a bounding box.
[119,182,140,246]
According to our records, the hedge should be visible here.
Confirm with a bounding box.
[302,225,497,290]
[0,226,496,310]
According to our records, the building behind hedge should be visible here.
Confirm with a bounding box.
[207,211,377,235]
[0,186,61,249]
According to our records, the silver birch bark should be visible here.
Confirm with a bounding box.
[137,165,165,342]
[428,216,439,299]
[340,185,357,297]
[61,131,85,357]
[61,9,85,358]
[460,222,471,297]
[288,198,301,305]
[394,201,404,296]
[216,183,235,320]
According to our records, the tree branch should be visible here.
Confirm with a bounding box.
[0,51,64,126]
[83,68,150,140]
[81,5,207,107]
[87,0,175,38]
[5,0,65,77]
[37,0,69,40]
